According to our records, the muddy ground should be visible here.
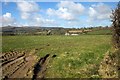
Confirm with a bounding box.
[0,49,53,79]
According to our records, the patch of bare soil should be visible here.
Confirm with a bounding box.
[1,49,52,79]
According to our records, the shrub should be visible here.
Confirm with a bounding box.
[111,1,120,49]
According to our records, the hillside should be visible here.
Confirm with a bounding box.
[1,26,112,35]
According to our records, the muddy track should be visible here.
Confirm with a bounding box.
[1,49,52,80]
[32,54,50,80]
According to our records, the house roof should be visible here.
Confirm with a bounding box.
[68,30,83,33]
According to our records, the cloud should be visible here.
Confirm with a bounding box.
[88,3,111,22]
[22,13,57,26]
[47,1,85,21]
[33,17,57,26]
[1,12,16,26]
[16,1,57,26]
[57,1,85,15]
[47,7,75,21]
[16,1,40,19]
[17,1,39,12]
[20,12,31,20]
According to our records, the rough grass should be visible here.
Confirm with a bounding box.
[99,49,120,78]
[2,35,112,78]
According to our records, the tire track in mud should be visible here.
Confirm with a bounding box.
[1,49,55,79]
[32,54,50,80]
[1,49,38,79]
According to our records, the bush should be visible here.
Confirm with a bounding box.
[111,1,120,49]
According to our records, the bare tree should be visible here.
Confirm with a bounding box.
[111,1,120,49]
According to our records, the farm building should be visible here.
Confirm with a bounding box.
[65,29,92,35]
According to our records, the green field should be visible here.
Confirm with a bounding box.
[87,29,112,35]
[2,35,112,78]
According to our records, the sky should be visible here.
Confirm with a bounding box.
[0,1,119,28]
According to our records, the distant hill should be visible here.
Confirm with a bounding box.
[1,26,112,35]
[1,26,64,35]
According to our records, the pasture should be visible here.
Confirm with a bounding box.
[2,35,112,78]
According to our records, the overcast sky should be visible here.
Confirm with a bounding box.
[1,1,118,28]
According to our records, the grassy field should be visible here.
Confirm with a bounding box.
[2,35,112,78]
[87,29,112,35]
